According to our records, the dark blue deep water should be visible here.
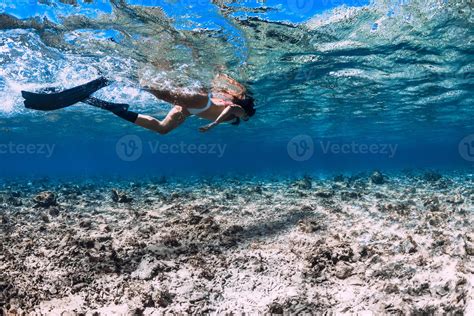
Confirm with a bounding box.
[0,0,473,178]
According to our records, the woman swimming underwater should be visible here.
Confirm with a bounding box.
[22,72,256,134]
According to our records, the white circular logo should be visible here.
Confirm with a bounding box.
[116,135,143,162]
[287,134,314,161]
[458,134,474,162]
[288,0,314,14]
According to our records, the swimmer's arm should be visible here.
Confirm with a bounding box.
[199,105,245,132]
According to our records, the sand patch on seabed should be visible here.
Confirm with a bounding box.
[0,172,472,314]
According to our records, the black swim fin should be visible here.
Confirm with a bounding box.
[83,97,130,112]
[84,97,138,123]
[22,77,109,111]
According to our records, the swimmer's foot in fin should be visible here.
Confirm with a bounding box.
[83,97,130,112]
[84,97,138,123]
[21,77,109,111]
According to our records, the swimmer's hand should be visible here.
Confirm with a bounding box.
[198,104,246,133]
[199,122,216,133]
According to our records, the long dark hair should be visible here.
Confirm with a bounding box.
[230,92,256,126]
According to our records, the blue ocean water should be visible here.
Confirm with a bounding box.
[0,0,472,178]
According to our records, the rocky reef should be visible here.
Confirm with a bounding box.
[0,171,473,314]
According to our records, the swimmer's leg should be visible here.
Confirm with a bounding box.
[135,106,189,135]
[89,97,188,134]
[85,97,139,123]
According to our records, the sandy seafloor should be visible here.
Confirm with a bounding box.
[0,170,473,315]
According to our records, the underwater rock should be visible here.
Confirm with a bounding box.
[33,191,57,207]
[370,171,385,184]
[154,290,174,308]
[199,216,220,233]
[267,302,284,314]
[138,224,155,235]
[406,235,418,253]
[433,282,450,297]
[79,219,93,229]
[314,190,334,198]
[111,189,133,203]
[446,194,464,205]
[131,256,162,280]
[383,283,400,294]
[189,292,208,304]
[334,261,353,279]
[424,171,442,182]
[40,213,50,223]
[298,218,325,233]
[463,233,474,256]
[60,184,82,196]
[375,192,387,199]
[223,225,244,236]
[379,202,412,216]
[199,270,215,281]
[163,235,181,248]
[7,196,22,207]
[223,190,236,200]
[340,191,361,200]
[305,240,354,281]
[10,191,21,198]
[293,176,312,190]
[333,174,345,182]
[77,237,97,249]
[71,283,87,293]
[253,185,263,194]
[192,204,210,214]
[406,281,430,296]
[48,206,60,217]
[186,213,203,225]
[349,172,367,185]
[423,196,441,211]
